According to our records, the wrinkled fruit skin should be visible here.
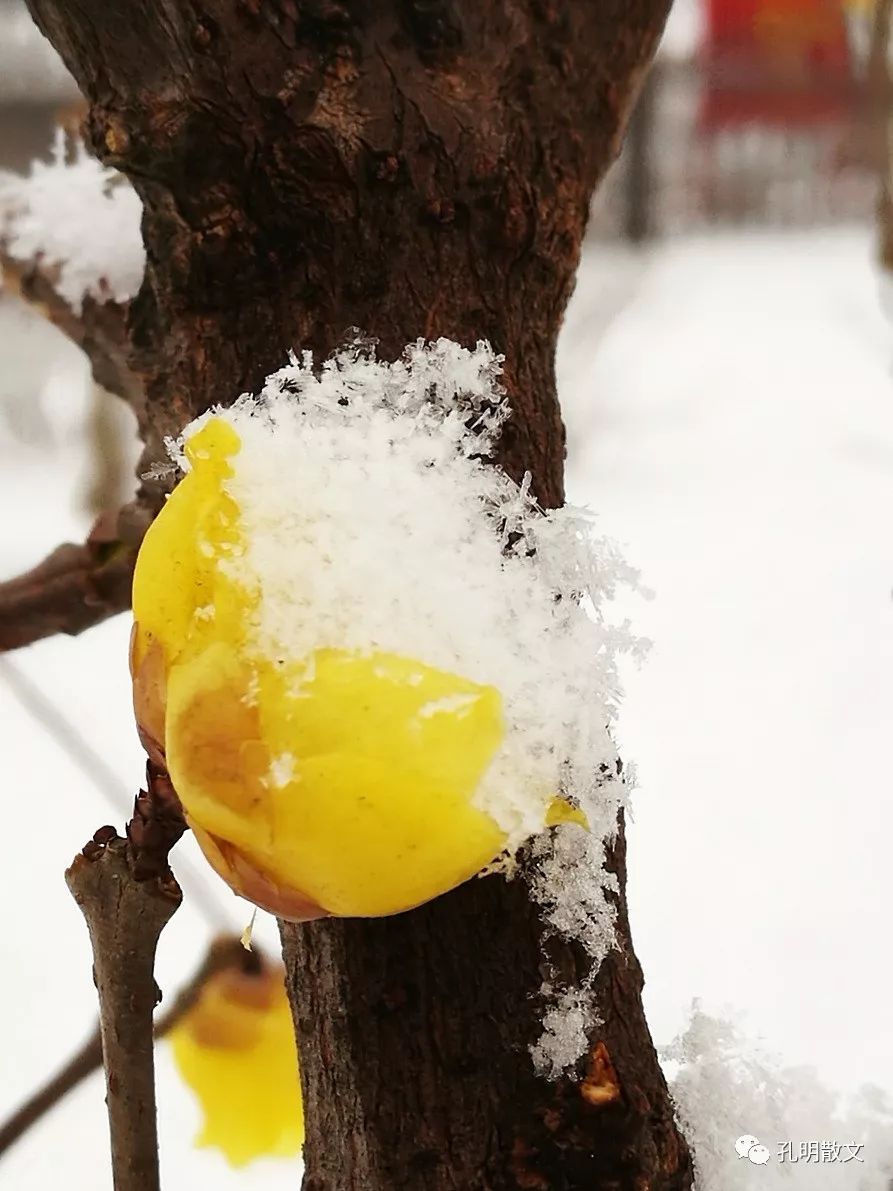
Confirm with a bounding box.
[131,418,509,919]
[170,964,303,1167]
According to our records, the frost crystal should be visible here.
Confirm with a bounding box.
[526,761,634,1076]
[531,985,598,1080]
[173,337,638,1060]
[666,1006,893,1190]
[0,130,144,313]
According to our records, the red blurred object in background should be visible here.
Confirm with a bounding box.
[700,0,857,129]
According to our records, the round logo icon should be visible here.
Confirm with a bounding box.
[735,1135,771,1164]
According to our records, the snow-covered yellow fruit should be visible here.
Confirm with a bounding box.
[170,963,302,1167]
[131,418,508,919]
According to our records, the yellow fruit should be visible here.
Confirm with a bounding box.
[131,418,508,918]
[169,964,303,1167]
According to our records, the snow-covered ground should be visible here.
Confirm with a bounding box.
[561,229,893,1098]
[1,225,891,1188]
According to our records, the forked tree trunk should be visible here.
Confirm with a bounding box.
[22,2,692,1186]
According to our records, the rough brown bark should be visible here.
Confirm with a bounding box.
[282,813,690,1191]
[20,2,691,1187]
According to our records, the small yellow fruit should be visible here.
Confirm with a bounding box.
[169,964,303,1167]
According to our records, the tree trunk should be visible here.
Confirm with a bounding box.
[624,65,659,244]
[23,1,692,1186]
[869,0,893,273]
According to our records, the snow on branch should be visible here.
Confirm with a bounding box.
[665,1006,893,1190]
[0,135,151,654]
[0,130,144,314]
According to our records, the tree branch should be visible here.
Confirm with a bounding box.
[0,936,256,1162]
[0,156,161,655]
[0,501,154,653]
[869,0,893,270]
[0,1026,101,1160]
[60,766,187,1190]
[0,250,140,405]
[0,523,135,650]
[66,830,180,1191]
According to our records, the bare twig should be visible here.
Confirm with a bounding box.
[66,829,181,1191]
[152,935,264,1033]
[0,1026,101,1158]
[869,0,893,270]
[0,936,256,1161]
[0,511,139,651]
[128,763,187,880]
[623,63,658,244]
[0,483,162,652]
[0,187,166,656]
[0,251,139,405]
[0,248,159,654]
